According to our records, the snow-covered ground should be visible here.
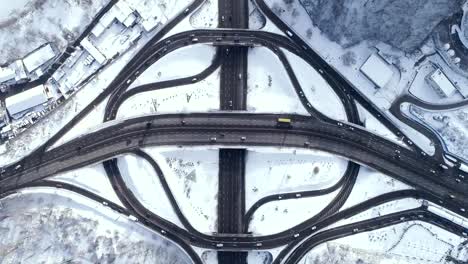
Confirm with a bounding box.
[51,162,122,206]
[341,167,412,210]
[248,189,339,235]
[282,48,347,121]
[144,147,219,234]
[249,0,266,30]
[247,47,308,114]
[409,105,468,161]
[0,190,192,263]
[357,103,408,148]
[0,0,110,65]
[117,154,184,228]
[129,44,217,88]
[117,68,220,119]
[245,147,348,210]
[299,221,467,264]
[189,0,218,28]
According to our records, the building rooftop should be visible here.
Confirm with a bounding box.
[5,85,48,116]
[360,53,394,89]
[426,68,457,98]
[22,44,56,73]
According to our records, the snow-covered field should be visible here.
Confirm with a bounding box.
[51,162,122,206]
[282,48,347,121]
[117,154,184,228]
[129,44,217,88]
[341,167,412,210]
[0,190,192,264]
[248,189,340,235]
[190,0,218,28]
[0,0,110,65]
[247,47,308,114]
[117,68,220,119]
[409,105,468,161]
[245,147,347,210]
[144,147,219,234]
[300,221,467,264]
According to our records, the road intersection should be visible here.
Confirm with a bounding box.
[1,0,467,263]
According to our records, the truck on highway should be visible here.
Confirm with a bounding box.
[276,117,292,129]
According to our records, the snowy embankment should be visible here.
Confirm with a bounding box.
[0,0,109,65]
[299,221,467,264]
[0,190,193,263]
[51,163,122,206]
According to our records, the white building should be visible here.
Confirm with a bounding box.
[0,67,16,83]
[91,1,136,38]
[425,68,457,98]
[124,0,165,32]
[22,43,56,73]
[360,53,394,89]
[81,37,107,65]
[13,60,28,81]
[5,85,48,117]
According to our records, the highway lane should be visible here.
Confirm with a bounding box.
[218,0,249,262]
[2,113,467,217]
[6,29,446,176]
[218,149,246,235]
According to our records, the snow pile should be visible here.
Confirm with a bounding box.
[0,191,192,264]
[117,69,220,119]
[0,0,110,65]
[145,147,219,234]
[245,147,347,209]
[247,47,308,114]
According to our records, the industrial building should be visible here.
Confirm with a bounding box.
[22,43,56,74]
[360,53,394,89]
[5,85,48,117]
[426,68,458,98]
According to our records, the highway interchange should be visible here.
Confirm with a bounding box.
[1,0,468,263]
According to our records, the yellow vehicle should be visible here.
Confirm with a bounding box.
[276,118,292,128]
